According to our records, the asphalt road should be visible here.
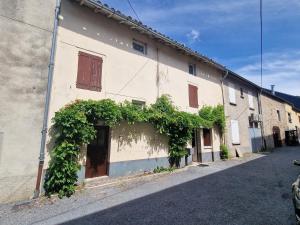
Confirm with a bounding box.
[1,147,300,225]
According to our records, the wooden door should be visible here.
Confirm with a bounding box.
[85,126,109,178]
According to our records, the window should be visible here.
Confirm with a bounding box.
[76,51,102,92]
[132,40,146,54]
[231,120,240,144]
[132,100,145,108]
[248,91,254,109]
[228,83,236,105]
[188,64,196,75]
[240,88,244,98]
[188,84,198,108]
[288,113,292,123]
[277,110,281,121]
[203,128,212,147]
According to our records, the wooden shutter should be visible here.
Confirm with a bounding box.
[231,120,240,144]
[76,51,102,92]
[228,83,236,104]
[203,128,212,146]
[248,91,254,109]
[189,84,198,108]
[90,55,102,91]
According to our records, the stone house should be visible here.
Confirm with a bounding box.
[261,91,288,149]
[222,73,263,156]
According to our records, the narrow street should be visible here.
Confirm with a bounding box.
[1,147,300,225]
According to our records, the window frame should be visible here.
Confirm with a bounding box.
[132,99,146,108]
[228,83,236,105]
[188,63,196,76]
[132,39,147,54]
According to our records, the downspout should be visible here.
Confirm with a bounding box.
[220,70,229,145]
[34,0,61,198]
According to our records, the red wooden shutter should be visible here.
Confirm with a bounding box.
[203,128,211,146]
[188,84,198,108]
[77,52,91,90]
[90,55,103,91]
[76,51,102,92]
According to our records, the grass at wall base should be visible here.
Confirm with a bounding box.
[44,95,225,198]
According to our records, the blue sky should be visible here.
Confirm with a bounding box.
[102,0,300,95]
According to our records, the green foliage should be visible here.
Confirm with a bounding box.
[44,95,225,198]
[220,144,229,160]
[44,142,80,198]
[153,166,175,173]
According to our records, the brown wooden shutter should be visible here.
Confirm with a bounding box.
[76,51,102,92]
[203,128,211,146]
[188,84,198,108]
[90,55,103,91]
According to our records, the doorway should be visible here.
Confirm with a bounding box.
[272,126,282,148]
[85,126,109,178]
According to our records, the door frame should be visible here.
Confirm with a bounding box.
[85,125,111,179]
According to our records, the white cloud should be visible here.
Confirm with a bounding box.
[187,29,200,43]
[235,50,300,95]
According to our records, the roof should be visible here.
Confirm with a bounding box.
[263,89,300,112]
[77,0,227,70]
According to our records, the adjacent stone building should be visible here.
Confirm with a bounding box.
[223,74,263,156]
[0,0,56,203]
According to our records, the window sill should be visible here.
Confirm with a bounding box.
[76,84,101,92]
[230,102,237,106]
[204,146,212,149]
[232,143,240,145]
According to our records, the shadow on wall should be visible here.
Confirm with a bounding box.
[59,148,300,225]
[111,122,168,157]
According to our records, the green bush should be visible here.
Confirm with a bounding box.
[220,144,229,159]
[153,166,175,173]
[44,95,225,198]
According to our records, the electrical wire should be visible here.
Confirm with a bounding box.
[260,0,263,88]
[126,0,141,22]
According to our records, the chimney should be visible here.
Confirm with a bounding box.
[271,85,275,95]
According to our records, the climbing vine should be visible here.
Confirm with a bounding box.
[44,95,225,198]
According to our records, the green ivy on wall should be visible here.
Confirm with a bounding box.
[44,95,225,198]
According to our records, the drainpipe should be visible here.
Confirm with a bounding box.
[33,0,62,198]
[220,70,229,145]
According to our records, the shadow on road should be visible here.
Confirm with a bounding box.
[61,148,300,225]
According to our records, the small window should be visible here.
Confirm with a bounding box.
[288,113,292,123]
[203,128,212,147]
[240,88,244,98]
[276,110,281,121]
[132,40,146,54]
[132,100,145,108]
[188,64,196,75]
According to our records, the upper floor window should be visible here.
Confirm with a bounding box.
[288,112,292,123]
[228,83,236,105]
[276,110,281,121]
[240,88,244,98]
[132,40,147,54]
[188,84,198,108]
[132,100,146,108]
[188,64,196,75]
[248,91,254,109]
[76,51,102,92]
